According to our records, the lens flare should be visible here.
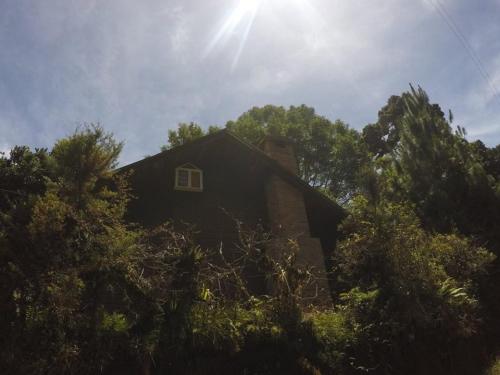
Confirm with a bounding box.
[204,0,263,70]
[204,0,322,71]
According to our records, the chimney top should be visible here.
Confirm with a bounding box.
[259,135,298,174]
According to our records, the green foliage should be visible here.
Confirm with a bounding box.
[100,312,130,333]
[161,122,220,150]
[0,125,147,374]
[336,196,493,325]
[362,92,445,158]
[3,88,500,374]
[471,141,500,180]
[310,310,355,371]
[50,124,123,209]
[332,195,495,372]
[0,145,53,199]
[486,357,500,375]
[379,86,500,249]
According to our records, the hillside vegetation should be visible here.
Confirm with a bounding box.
[1,86,500,374]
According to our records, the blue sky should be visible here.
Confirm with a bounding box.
[1,0,499,165]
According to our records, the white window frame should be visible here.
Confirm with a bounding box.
[174,164,203,192]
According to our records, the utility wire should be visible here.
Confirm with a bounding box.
[436,1,496,92]
[429,0,500,104]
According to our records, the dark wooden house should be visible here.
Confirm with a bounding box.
[119,130,345,300]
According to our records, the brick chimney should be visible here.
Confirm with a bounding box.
[260,135,331,305]
[260,135,298,174]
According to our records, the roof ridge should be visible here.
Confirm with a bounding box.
[221,130,345,214]
[117,128,344,215]
[117,129,228,172]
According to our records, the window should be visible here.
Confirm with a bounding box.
[174,164,203,192]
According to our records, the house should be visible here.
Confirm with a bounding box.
[119,130,345,302]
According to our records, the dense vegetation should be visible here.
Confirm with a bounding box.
[1,86,500,374]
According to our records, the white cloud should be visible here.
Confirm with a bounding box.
[0,0,499,166]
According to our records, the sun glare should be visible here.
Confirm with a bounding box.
[239,0,262,13]
[203,0,263,70]
[204,0,320,71]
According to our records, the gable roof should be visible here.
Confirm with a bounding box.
[118,129,345,217]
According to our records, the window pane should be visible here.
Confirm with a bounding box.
[177,169,189,186]
[191,171,201,188]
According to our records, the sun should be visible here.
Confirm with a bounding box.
[239,0,262,13]
[203,0,320,70]
[203,0,264,70]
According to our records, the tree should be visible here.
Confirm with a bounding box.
[379,86,500,252]
[470,140,500,181]
[161,122,220,150]
[365,87,500,345]
[363,92,446,158]
[333,195,495,373]
[0,146,53,212]
[0,125,149,373]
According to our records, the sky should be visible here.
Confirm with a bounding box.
[0,0,499,165]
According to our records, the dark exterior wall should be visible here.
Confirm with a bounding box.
[121,133,345,297]
[304,193,344,255]
[304,192,346,295]
[126,137,270,251]
[257,134,344,256]
[259,136,333,302]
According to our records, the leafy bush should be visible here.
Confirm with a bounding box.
[486,357,500,375]
[331,196,495,373]
[1,118,499,374]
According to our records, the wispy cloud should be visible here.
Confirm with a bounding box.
[0,0,499,164]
